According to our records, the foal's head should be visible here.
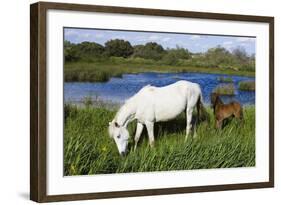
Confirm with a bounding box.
[108,121,129,156]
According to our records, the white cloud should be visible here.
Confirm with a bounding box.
[95,33,104,38]
[148,35,160,40]
[114,35,126,39]
[223,41,233,45]
[135,35,148,42]
[162,37,171,42]
[236,37,255,42]
[134,35,171,43]
[81,33,91,38]
[190,35,201,40]
[238,43,247,47]
[64,29,79,36]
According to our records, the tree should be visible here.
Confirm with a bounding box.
[105,39,133,57]
[76,41,105,59]
[232,46,249,63]
[132,42,165,60]
[64,41,105,62]
[162,47,191,65]
[64,40,79,62]
[205,46,233,67]
[232,47,255,71]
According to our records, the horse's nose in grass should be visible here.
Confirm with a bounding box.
[120,151,126,157]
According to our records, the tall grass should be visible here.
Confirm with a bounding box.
[64,58,255,82]
[64,105,255,175]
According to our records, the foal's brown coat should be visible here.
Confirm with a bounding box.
[211,93,243,129]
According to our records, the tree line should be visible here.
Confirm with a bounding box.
[64,39,255,71]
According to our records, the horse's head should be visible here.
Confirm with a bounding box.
[108,120,129,156]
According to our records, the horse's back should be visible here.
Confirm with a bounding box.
[230,101,242,110]
[231,101,243,118]
[133,80,202,122]
[136,80,201,101]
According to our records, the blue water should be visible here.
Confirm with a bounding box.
[64,72,255,105]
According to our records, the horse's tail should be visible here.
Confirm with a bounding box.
[196,93,209,122]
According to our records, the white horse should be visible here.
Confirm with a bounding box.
[108,80,206,156]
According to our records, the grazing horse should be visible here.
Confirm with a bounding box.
[108,80,207,156]
[211,93,243,129]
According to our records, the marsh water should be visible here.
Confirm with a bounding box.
[64,72,255,105]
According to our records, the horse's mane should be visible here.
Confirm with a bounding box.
[215,95,223,105]
[123,84,153,105]
[115,84,154,124]
[212,93,223,114]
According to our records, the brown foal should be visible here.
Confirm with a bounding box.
[211,93,243,129]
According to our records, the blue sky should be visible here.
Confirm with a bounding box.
[64,28,255,55]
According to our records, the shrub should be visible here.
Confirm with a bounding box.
[82,96,93,107]
[213,83,235,95]
[105,39,134,58]
[132,42,165,60]
[239,81,255,91]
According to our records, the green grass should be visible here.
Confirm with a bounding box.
[64,59,255,82]
[213,83,235,95]
[239,81,255,91]
[217,76,234,83]
[64,105,255,176]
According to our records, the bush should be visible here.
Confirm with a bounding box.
[162,52,178,65]
[239,81,255,91]
[82,96,93,107]
[213,84,235,95]
[105,39,133,58]
[132,42,165,60]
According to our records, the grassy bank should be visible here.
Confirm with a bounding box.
[64,60,255,82]
[217,76,234,83]
[64,104,255,175]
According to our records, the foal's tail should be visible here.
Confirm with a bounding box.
[196,94,209,123]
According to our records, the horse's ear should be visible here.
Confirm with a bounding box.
[114,122,120,127]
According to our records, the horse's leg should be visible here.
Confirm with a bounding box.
[134,122,144,151]
[185,107,193,141]
[235,108,244,126]
[145,121,155,148]
[216,119,223,129]
[196,97,201,124]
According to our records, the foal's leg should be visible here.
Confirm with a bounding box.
[134,122,144,151]
[216,119,223,129]
[185,107,193,141]
[235,109,244,126]
[145,121,155,148]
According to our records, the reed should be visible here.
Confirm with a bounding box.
[64,105,255,175]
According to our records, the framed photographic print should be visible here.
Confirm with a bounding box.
[30,1,274,202]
